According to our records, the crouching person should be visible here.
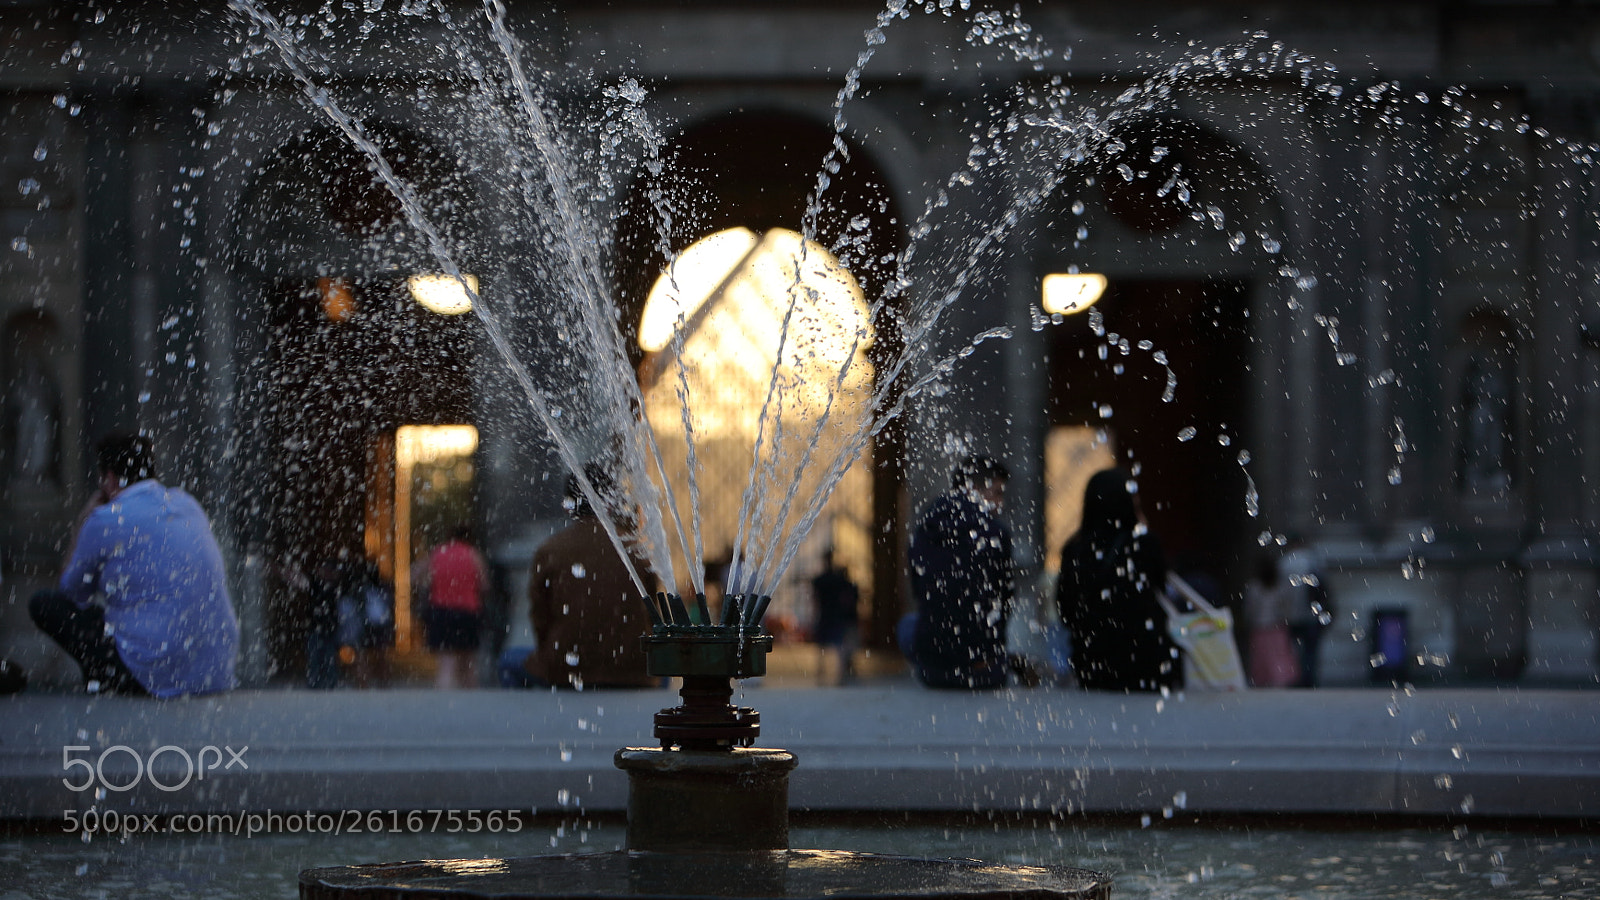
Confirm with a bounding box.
[29,434,238,697]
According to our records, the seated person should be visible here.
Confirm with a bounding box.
[29,434,238,697]
[525,467,657,690]
[909,456,1015,690]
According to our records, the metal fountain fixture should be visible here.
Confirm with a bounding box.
[639,591,774,751]
[614,590,794,855]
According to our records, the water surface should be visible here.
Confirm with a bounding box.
[6,818,1595,899]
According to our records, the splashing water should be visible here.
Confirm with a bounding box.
[230,0,1290,600]
[218,0,1597,613]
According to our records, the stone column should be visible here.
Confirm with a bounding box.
[80,94,139,453]
[1524,102,1598,682]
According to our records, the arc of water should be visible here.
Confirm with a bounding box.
[750,3,1145,595]
[748,118,1098,597]
[646,238,771,597]
[230,0,659,595]
[480,0,703,591]
[725,0,1041,597]
[724,266,808,597]
[723,1,916,597]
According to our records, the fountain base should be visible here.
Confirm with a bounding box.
[616,747,795,852]
[298,848,1112,899]
[297,608,1111,899]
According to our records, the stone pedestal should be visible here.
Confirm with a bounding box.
[615,748,796,853]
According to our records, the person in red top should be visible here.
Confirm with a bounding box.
[417,524,490,689]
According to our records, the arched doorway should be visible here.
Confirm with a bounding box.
[233,124,482,681]
[616,111,904,647]
[1038,118,1274,593]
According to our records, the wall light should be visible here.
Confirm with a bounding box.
[318,276,356,323]
[1041,273,1108,316]
[407,273,478,315]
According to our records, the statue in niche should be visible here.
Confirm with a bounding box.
[1457,350,1512,495]
[4,352,62,493]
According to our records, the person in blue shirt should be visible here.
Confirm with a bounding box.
[28,434,238,697]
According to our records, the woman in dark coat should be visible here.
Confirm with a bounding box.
[1056,467,1182,692]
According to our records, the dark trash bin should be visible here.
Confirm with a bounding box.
[1369,608,1409,684]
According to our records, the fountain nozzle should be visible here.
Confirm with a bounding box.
[642,593,775,751]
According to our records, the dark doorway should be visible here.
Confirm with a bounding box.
[254,276,477,679]
[1045,278,1253,590]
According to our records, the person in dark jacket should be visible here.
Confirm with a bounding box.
[811,548,860,685]
[1056,467,1182,692]
[909,456,1015,689]
[525,467,658,690]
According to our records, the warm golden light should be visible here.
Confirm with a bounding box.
[638,227,877,603]
[392,424,478,649]
[639,227,873,434]
[318,276,356,323]
[1042,272,1108,315]
[638,228,760,352]
[396,424,479,467]
[407,273,479,315]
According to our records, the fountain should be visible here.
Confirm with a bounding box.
[207,0,1596,896]
[4,0,1598,896]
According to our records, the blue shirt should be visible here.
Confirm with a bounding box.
[59,479,239,698]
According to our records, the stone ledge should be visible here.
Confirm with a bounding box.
[1,686,1593,820]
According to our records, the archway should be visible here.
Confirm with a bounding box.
[1038,117,1272,594]
[234,124,482,681]
[617,111,905,648]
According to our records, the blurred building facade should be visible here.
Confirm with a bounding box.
[1,0,1597,687]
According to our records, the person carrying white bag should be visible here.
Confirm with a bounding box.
[1159,571,1248,691]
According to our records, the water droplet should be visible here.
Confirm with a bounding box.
[1070,199,1085,215]
[1177,426,1197,441]
[570,563,586,578]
